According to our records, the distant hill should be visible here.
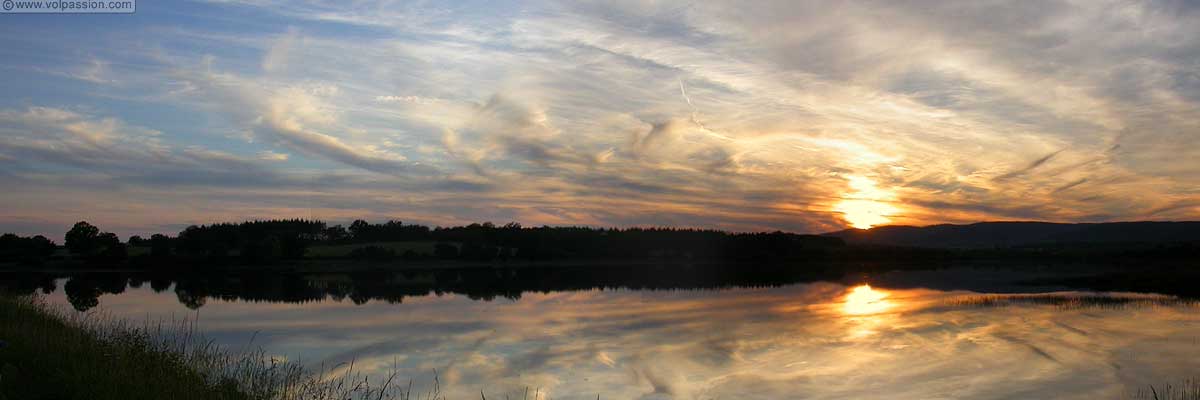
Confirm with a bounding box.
[823,221,1200,249]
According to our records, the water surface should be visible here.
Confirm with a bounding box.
[16,269,1200,399]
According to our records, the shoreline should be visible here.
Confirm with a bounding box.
[0,295,410,400]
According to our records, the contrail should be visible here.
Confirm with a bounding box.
[678,78,732,140]
[679,79,695,107]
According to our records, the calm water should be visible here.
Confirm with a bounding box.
[16,268,1200,399]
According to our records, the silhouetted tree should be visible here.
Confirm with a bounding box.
[29,235,56,257]
[96,232,126,262]
[349,220,371,240]
[343,219,432,243]
[150,234,172,258]
[0,233,57,263]
[175,219,324,263]
[323,225,349,242]
[65,221,100,256]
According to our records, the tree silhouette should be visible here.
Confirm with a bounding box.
[45,218,859,267]
[0,233,56,263]
[174,219,324,262]
[65,221,100,255]
[150,234,172,258]
[323,225,349,242]
[96,232,126,262]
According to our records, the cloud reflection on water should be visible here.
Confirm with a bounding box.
[43,281,1200,399]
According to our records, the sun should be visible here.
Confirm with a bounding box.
[834,199,899,229]
[834,175,900,229]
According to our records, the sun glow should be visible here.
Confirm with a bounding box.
[843,284,893,315]
[834,175,900,229]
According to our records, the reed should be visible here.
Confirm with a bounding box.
[1134,380,1200,400]
[0,294,425,400]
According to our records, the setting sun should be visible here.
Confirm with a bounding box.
[834,176,900,229]
[843,284,893,315]
[834,199,899,229]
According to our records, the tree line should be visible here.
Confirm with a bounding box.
[0,219,846,267]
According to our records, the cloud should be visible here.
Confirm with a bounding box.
[0,106,289,185]
[1050,178,1089,194]
[629,120,683,158]
[171,67,423,176]
[261,28,298,73]
[994,149,1065,181]
[257,150,290,161]
[375,95,440,104]
[3,0,1199,235]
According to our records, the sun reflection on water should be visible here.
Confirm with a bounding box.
[843,284,893,315]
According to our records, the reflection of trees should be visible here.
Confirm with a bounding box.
[13,261,1200,312]
[0,273,58,295]
[176,288,207,310]
[64,276,102,312]
[5,265,844,310]
[150,277,172,292]
[61,273,131,311]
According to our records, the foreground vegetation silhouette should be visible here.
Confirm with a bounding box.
[0,295,435,400]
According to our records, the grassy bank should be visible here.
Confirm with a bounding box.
[0,295,411,400]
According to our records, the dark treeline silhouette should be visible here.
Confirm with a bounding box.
[1,219,847,268]
[343,219,431,242]
[0,233,57,265]
[4,219,1199,270]
[325,220,846,263]
[175,219,326,262]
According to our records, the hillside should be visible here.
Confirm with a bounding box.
[824,221,1200,249]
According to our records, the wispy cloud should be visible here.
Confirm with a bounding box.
[0,0,1198,235]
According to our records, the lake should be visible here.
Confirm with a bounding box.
[8,266,1200,399]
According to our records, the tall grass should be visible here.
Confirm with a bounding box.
[945,293,1195,310]
[0,295,428,400]
[1134,380,1200,400]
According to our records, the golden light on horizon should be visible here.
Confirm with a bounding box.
[843,284,893,315]
[834,199,898,229]
[834,175,900,229]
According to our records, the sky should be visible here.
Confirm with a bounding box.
[2,0,1199,238]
